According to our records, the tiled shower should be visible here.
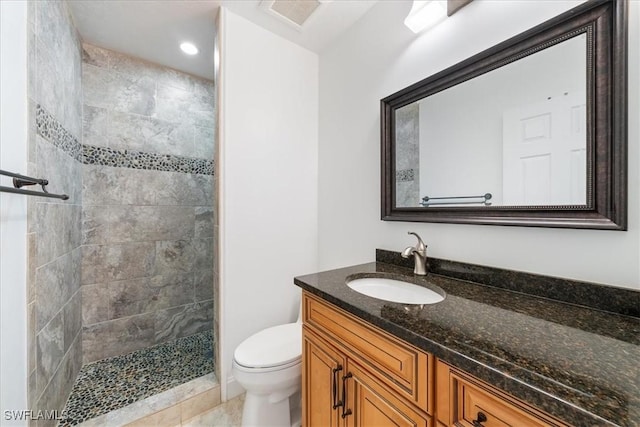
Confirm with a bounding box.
[27,1,217,425]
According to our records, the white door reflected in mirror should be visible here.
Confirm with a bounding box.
[502,92,586,206]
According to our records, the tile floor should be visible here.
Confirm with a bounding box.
[60,331,214,426]
[181,395,244,427]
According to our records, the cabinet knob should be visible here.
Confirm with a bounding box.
[472,412,487,427]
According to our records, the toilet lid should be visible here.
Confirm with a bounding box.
[234,323,302,369]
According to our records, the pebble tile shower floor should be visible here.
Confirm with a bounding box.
[59,331,214,426]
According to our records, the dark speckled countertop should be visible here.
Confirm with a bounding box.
[294,252,640,427]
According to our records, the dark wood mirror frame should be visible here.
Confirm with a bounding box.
[381,0,627,230]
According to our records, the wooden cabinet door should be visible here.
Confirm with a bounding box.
[344,361,431,427]
[303,292,431,411]
[303,326,347,427]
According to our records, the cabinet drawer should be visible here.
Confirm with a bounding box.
[437,360,569,427]
[303,292,431,412]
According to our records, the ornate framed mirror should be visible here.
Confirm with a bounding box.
[381,0,627,229]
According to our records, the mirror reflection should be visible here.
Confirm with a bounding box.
[395,33,587,208]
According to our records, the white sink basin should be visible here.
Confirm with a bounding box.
[347,277,445,305]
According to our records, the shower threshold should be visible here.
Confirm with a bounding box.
[59,331,215,426]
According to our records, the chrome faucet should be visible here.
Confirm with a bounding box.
[401,232,427,275]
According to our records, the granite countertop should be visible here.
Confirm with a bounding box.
[294,255,640,427]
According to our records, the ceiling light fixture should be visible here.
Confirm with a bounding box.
[180,42,199,55]
[404,0,447,34]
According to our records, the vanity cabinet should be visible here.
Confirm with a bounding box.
[302,291,572,427]
[435,360,570,427]
[302,292,432,426]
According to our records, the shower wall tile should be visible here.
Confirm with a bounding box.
[192,78,216,100]
[84,105,197,157]
[195,207,214,239]
[28,233,37,303]
[156,173,214,206]
[34,3,82,139]
[83,313,155,363]
[81,242,156,285]
[110,205,195,243]
[157,67,198,93]
[36,134,82,202]
[193,239,214,271]
[110,110,194,156]
[154,300,214,343]
[83,205,194,245]
[63,289,82,352]
[28,302,36,375]
[29,371,37,408]
[82,105,110,148]
[108,49,165,81]
[195,268,214,303]
[28,46,36,142]
[155,84,215,129]
[29,0,83,416]
[43,0,82,133]
[36,334,82,427]
[82,63,156,116]
[83,166,215,207]
[35,202,82,267]
[82,165,124,205]
[194,125,215,159]
[108,273,194,319]
[154,240,196,275]
[82,285,110,325]
[82,206,110,245]
[83,165,158,206]
[35,248,81,332]
[81,43,216,361]
[85,165,128,205]
[103,42,213,97]
[36,310,65,397]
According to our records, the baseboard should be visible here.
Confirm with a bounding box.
[225,375,245,400]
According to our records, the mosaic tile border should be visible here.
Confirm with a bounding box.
[59,331,214,426]
[82,144,214,175]
[36,105,214,176]
[36,104,83,161]
[396,168,415,182]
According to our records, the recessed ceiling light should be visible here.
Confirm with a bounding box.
[404,0,447,34]
[180,42,199,55]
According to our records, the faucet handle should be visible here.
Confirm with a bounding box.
[407,232,427,252]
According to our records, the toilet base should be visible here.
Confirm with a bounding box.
[241,391,301,427]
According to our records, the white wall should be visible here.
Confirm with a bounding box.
[219,8,319,399]
[318,0,640,290]
[0,1,29,424]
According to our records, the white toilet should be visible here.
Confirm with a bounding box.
[232,315,302,427]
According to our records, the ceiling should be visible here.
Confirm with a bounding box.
[67,0,378,81]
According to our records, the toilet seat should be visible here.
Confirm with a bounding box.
[234,323,302,370]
